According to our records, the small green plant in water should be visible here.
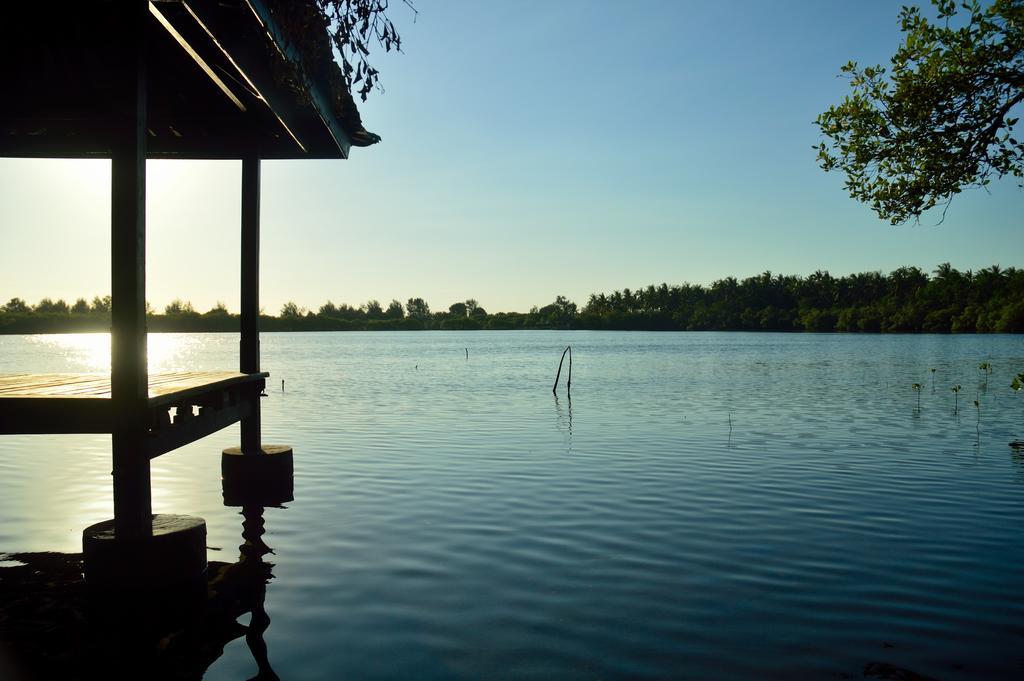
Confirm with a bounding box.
[930,367,937,392]
[951,384,962,413]
[912,383,922,409]
[979,362,993,389]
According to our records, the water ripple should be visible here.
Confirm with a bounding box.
[2,331,1024,679]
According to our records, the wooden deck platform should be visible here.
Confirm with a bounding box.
[0,371,268,457]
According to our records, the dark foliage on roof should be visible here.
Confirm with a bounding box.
[0,0,409,159]
[266,0,400,147]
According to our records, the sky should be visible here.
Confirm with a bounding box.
[0,0,1020,315]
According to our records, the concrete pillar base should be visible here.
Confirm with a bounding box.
[222,445,294,507]
[82,514,206,590]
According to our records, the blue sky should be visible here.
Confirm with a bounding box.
[0,0,1020,314]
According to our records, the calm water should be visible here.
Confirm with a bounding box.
[1,331,1023,679]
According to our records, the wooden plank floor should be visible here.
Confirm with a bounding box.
[0,371,260,400]
[0,371,268,435]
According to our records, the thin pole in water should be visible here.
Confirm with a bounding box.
[465,348,469,359]
[553,346,570,394]
[567,346,572,394]
[281,379,285,393]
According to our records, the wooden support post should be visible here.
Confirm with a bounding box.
[228,157,292,501]
[240,155,261,454]
[110,0,152,540]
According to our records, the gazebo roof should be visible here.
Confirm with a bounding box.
[0,0,379,160]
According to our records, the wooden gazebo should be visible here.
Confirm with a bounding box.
[0,0,377,584]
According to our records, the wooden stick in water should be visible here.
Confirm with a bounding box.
[567,346,572,394]
[553,345,570,394]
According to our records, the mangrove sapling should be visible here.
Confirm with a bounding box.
[979,362,993,390]
[930,368,936,393]
[912,383,922,410]
[951,385,962,414]
[974,399,981,441]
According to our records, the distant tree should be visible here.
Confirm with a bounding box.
[365,299,384,319]
[206,301,230,316]
[384,299,404,319]
[888,265,929,299]
[319,301,339,317]
[553,295,578,316]
[71,298,90,314]
[91,295,111,313]
[999,298,1024,331]
[3,297,29,313]
[537,303,559,318]
[535,295,578,327]
[3,262,1018,334]
[35,298,69,314]
[406,297,430,319]
[816,0,1024,224]
[331,303,364,320]
[280,301,303,318]
[165,299,196,315]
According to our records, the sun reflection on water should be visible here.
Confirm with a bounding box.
[26,333,204,374]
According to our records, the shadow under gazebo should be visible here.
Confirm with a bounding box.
[0,501,286,681]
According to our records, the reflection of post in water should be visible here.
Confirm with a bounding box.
[554,392,573,453]
[216,435,293,681]
[200,504,282,681]
[237,504,278,681]
[71,501,288,679]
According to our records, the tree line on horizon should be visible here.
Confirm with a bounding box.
[2,263,1023,334]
